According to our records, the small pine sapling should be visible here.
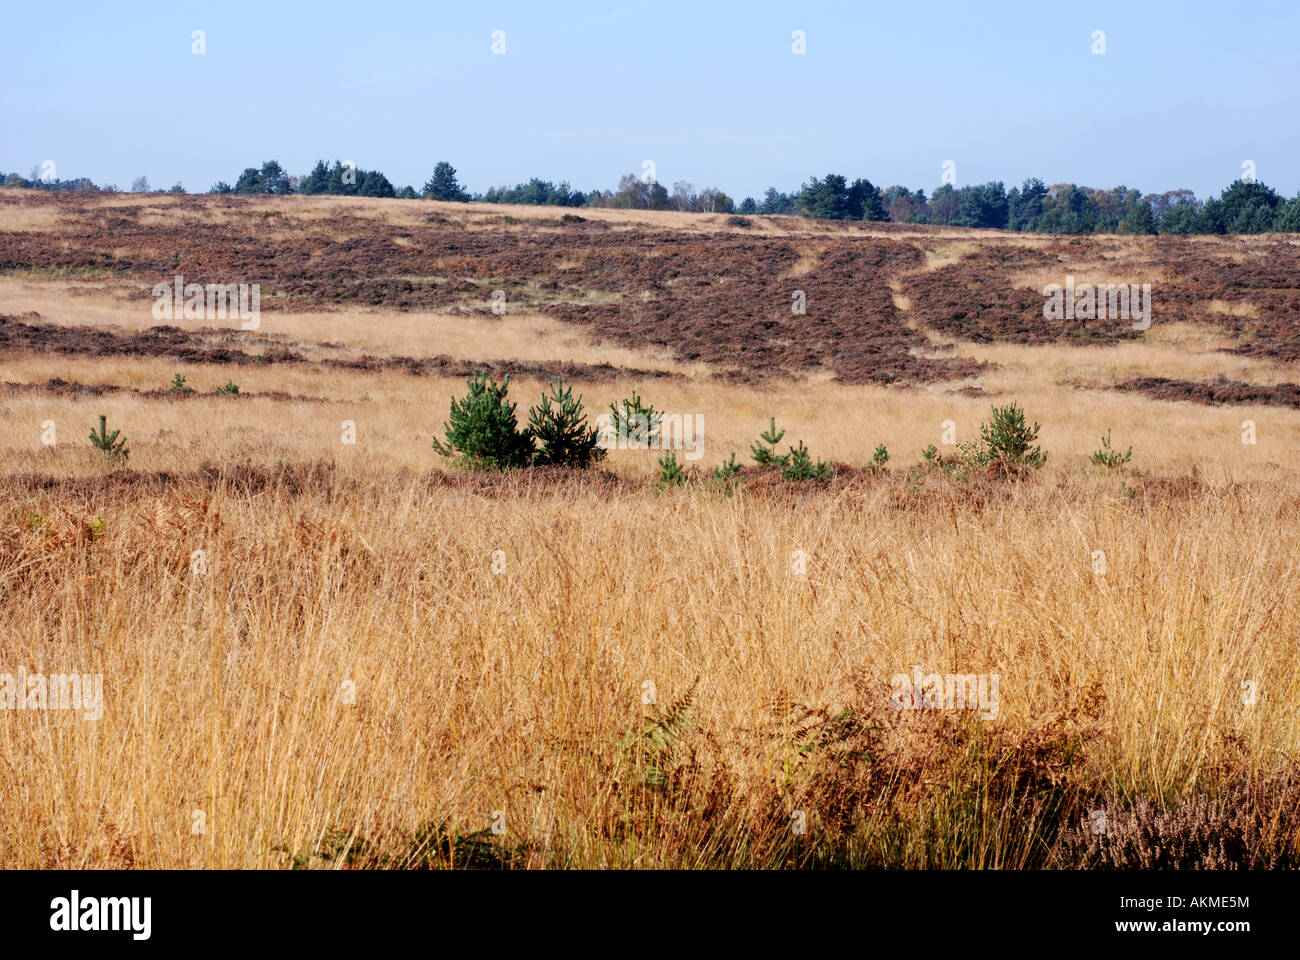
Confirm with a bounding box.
[709,453,741,494]
[711,453,740,482]
[656,451,686,488]
[1090,428,1132,470]
[89,414,129,463]
[606,390,662,449]
[527,377,605,468]
[782,441,834,482]
[750,417,789,469]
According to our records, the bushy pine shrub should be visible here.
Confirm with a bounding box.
[528,377,605,467]
[750,418,833,481]
[656,451,686,488]
[979,402,1047,471]
[918,403,1048,481]
[431,371,533,469]
[782,441,834,481]
[606,390,662,449]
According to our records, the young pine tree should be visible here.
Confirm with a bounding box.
[750,418,789,468]
[979,402,1047,471]
[89,414,129,463]
[528,377,605,468]
[432,371,533,469]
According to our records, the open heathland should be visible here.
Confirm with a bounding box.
[1,189,1298,867]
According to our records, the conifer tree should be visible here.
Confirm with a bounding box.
[432,371,533,469]
[528,377,605,467]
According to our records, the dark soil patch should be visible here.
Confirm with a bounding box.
[1118,375,1300,409]
[0,377,325,403]
[0,314,676,385]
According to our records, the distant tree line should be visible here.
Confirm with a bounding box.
[5,157,1300,234]
[481,178,586,206]
[0,167,99,192]
[780,174,1300,236]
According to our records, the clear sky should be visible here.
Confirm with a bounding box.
[3,0,1297,200]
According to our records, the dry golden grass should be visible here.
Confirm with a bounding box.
[3,465,1298,868]
[3,192,1300,869]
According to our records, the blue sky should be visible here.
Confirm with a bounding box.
[3,0,1296,199]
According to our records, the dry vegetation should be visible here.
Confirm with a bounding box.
[1,189,1299,868]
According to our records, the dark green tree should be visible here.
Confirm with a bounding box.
[952,182,1008,229]
[431,371,533,469]
[259,160,290,194]
[233,160,290,195]
[798,174,852,219]
[299,160,332,195]
[760,187,796,215]
[1157,197,1202,234]
[929,183,958,225]
[647,181,669,210]
[849,178,888,221]
[1007,178,1047,231]
[1122,200,1155,235]
[527,377,605,467]
[358,170,396,198]
[1215,179,1282,234]
[233,167,263,194]
[1274,196,1300,232]
[424,162,470,201]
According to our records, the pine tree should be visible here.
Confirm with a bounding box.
[423,162,469,201]
[851,178,888,221]
[527,377,605,467]
[979,403,1046,471]
[607,391,662,449]
[782,441,833,481]
[300,160,331,195]
[89,414,129,463]
[656,451,686,488]
[432,371,533,469]
[750,417,788,468]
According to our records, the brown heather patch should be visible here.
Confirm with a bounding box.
[1118,374,1300,409]
[0,314,678,385]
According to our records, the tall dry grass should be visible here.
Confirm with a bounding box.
[1,459,1298,868]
